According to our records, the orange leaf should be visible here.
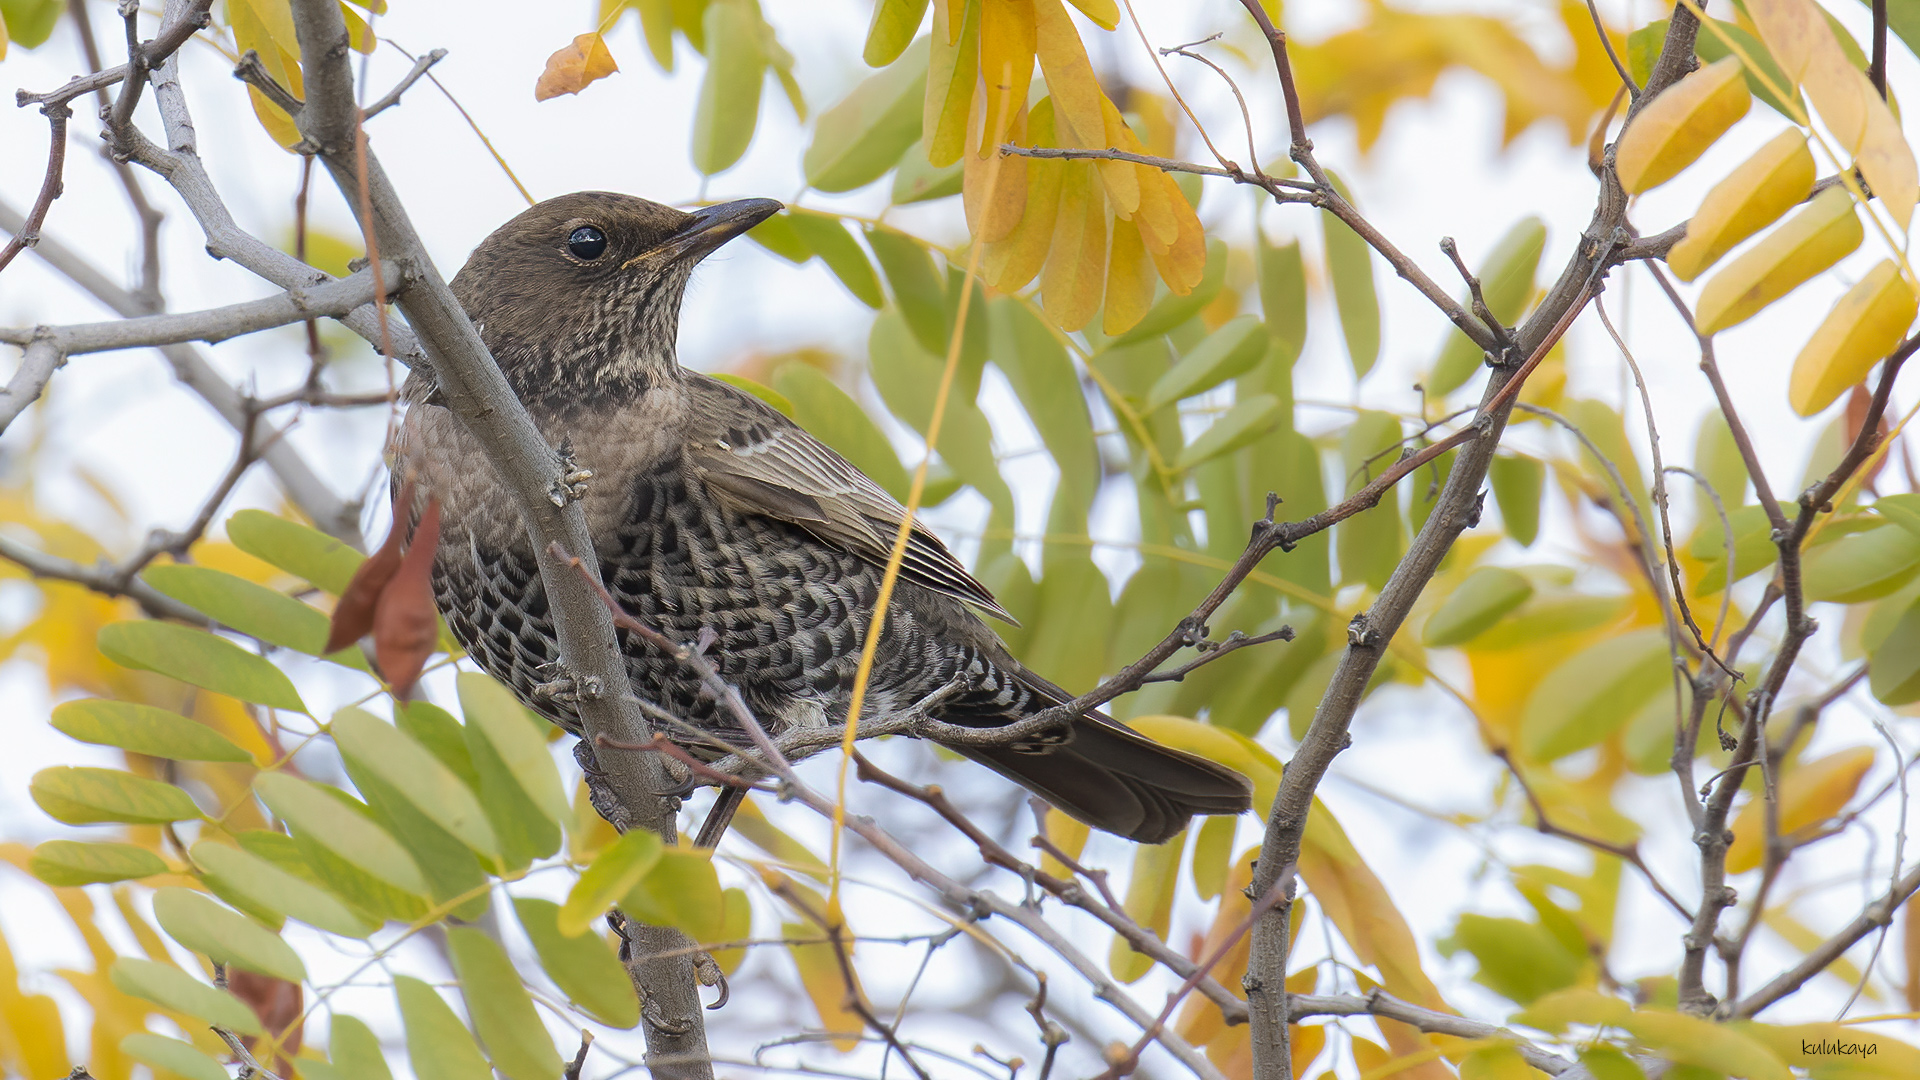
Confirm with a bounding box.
[373,498,442,698]
[325,480,411,653]
[964,89,1029,243]
[535,32,620,102]
[229,970,302,1074]
[984,99,1064,290]
[1141,171,1206,293]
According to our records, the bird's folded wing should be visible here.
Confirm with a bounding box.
[688,377,1017,625]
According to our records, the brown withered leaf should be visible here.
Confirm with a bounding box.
[324,480,412,654]
[535,32,619,102]
[374,497,441,699]
[228,969,302,1074]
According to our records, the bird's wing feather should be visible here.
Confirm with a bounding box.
[686,376,1018,624]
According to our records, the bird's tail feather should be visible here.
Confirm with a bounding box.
[942,670,1254,845]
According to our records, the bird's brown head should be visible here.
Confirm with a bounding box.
[439,192,781,409]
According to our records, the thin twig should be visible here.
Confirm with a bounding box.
[0,103,72,276]
[363,47,447,118]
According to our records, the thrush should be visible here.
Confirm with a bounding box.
[394,192,1252,845]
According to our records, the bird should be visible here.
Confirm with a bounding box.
[392,191,1253,846]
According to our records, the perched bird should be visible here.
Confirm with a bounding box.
[394,192,1252,845]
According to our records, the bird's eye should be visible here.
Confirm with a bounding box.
[567,225,608,261]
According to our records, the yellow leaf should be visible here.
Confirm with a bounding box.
[1745,0,1918,228]
[1039,805,1089,880]
[1619,1009,1790,1080]
[1096,97,1143,215]
[1040,162,1108,329]
[1696,185,1862,334]
[534,32,620,101]
[1066,0,1118,30]
[1669,129,1815,282]
[977,0,1035,157]
[1032,0,1105,147]
[1789,260,1918,416]
[1726,746,1874,872]
[964,88,1028,242]
[1614,56,1750,192]
[227,1,304,149]
[1141,171,1207,292]
[1102,219,1155,334]
[1107,832,1184,982]
[923,0,980,166]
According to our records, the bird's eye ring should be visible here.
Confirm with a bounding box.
[567,225,608,261]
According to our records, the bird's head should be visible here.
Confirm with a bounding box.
[442,191,781,408]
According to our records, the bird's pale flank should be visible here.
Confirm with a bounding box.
[394,191,1253,844]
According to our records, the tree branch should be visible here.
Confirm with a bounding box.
[280,0,709,1072]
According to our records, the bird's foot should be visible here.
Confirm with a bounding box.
[573,739,635,832]
[548,438,595,506]
[532,662,602,706]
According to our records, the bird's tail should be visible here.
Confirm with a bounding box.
[942,670,1254,845]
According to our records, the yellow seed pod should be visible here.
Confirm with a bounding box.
[1726,747,1874,873]
[1668,130,1816,282]
[1695,187,1863,335]
[1788,260,1919,416]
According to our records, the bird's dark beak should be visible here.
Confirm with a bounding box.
[665,198,783,265]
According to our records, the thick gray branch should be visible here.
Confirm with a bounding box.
[282,0,709,1071]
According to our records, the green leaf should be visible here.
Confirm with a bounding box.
[1474,594,1628,651]
[0,0,64,50]
[1802,521,1920,602]
[513,897,639,1028]
[1174,394,1288,470]
[29,839,167,886]
[1618,1010,1789,1080]
[1489,454,1545,547]
[772,362,913,501]
[691,0,766,174]
[1692,411,1751,525]
[30,766,200,825]
[1424,567,1534,647]
[863,0,929,65]
[1322,180,1381,379]
[226,508,365,595]
[1690,503,1777,594]
[1876,492,1920,543]
[892,138,964,202]
[50,699,252,763]
[867,310,1014,523]
[561,829,664,936]
[192,838,376,938]
[1109,833,1183,982]
[993,299,1099,540]
[254,772,429,897]
[1190,814,1235,901]
[1520,627,1672,761]
[120,1034,229,1080]
[1428,217,1547,396]
[458,673,570,825]
[867,225,951,356]
[1443,914,1583,1005]
[97,621,306,712]
[307,1015,393,1080]
[624,848,726,941]
[344,749,491,922]
[746,211,813,263]
[1259,235,1308,371]
[1110,239,1227,346]
[332,707,499,859]
[1577,1045,1649,1080]
[142,564,337,657]
[1337,411,1406,591]
[396,700,481,787]
[152,886,306,983]
[396,975,494,1080]
[710,372,794,416]
[446,927,564,1080]
[789,211,884,307]
[1143,315,1268,412]
[1870,594,1920,705]
[110,957,263,1034]
[806,38,927,192]
[1629,19,1801,118]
